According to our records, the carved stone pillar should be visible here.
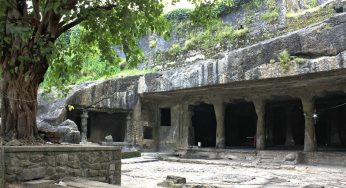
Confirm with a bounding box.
[301,96,317,152]
[254,99,266,150]
[81,110,88,143]
[125,113,133,144]
[213,99,225,148]
[187,107,195,147]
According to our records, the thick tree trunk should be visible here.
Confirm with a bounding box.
[1,67,44,140]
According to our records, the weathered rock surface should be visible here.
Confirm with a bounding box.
[38,119,80,144]
[37,82,100,143]
[139,13,346,93]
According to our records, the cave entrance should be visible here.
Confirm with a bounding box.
[225,101,257,148]
[88,111,127,142]
[315,93,346,150]
[66,110,127,142]
[265,98,305,149]
[191,103,216,147]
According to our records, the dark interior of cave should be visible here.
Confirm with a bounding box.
[225,101,257,148]
[315,93,346,148]
[265,99,305,148]
[192,103,216,147]
[67,109,127,142]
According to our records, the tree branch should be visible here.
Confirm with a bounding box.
[57,3,117,37]
[57,16,85,37]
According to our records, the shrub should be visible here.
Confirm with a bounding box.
[233,27,249,38]
[279,49,290,64]
[278,49,291,70]
[309,0,318,8]
[149,39,157,49]
[122,151,141,159]
[164,8,192,22]
[168,43,182,57]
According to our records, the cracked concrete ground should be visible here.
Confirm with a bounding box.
[121,153,346,188]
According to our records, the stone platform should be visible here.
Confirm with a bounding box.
[175,147,346,166]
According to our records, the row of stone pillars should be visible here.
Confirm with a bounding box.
[211,96,317,152]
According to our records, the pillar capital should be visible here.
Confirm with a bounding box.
[81,110,88,118]
[252,98,266,114]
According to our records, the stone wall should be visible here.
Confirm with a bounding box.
[0,146,4,188]
[3,146,121,185]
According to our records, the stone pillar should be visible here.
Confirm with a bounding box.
[285,107,295,146]
[132,99,142,147]
[254,99,266,150]
[125,113,133,144]
[213,99,225,148]
[187,108,195,147]
[81,110,88,143]
[301,97,317,152]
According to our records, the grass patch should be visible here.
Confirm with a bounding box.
[168,42,182,57]
[261,9,279,22]
[286,6,335,32]
[122,151,141,159]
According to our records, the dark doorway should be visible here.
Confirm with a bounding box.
[66,108,82,132]
[88,111,127,142]
[225,101,257,148]
[66,109,127,142]
[265,99,304,149]
[160,108,171,126]
[315,93,346,149]
[191,103,216,147]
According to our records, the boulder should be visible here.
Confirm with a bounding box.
[38,119,80,144]
[166,175,187,184]
[104,135,113,142]
[285,153,297,161]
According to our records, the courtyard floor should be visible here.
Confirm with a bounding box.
[121,153,346,188]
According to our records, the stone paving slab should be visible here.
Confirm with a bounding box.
[122,155,346,188]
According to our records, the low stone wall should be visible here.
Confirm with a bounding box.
[2,146,121,185]
[0,146,4,188]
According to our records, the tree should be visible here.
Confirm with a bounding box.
[0,0,167,140]
[0,0,233,141]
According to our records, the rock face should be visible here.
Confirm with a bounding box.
[138,13,346,93]
[37,82,100,143]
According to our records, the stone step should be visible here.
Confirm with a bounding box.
[24,178,121,188]
[24,180,57,188]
